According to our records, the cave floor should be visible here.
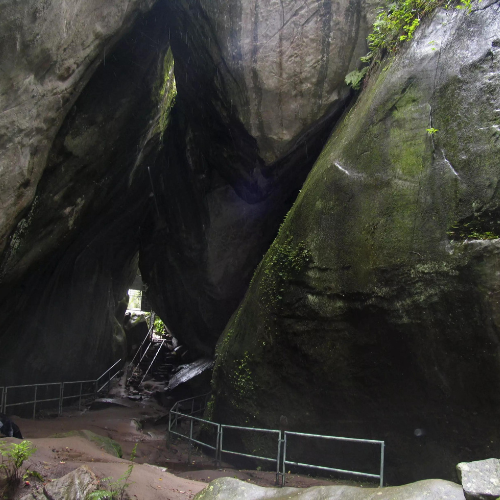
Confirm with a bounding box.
[8,396,374,497]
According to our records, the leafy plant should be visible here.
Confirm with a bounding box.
[87,444,138,500]
[426,127,439,135]
[345,67,369,89]
[0,440,37,491]
[153,316,167,337]
[447,216,500,241]
[359,0,480,69]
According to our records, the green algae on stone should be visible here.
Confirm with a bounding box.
[50,430,123,458]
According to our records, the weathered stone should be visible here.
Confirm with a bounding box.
[20,466,99,500]
[457,459,500,500]
[0,1,172,385]
[140,0,378,354]
[194,477,465,500]
[0,0,156,255]
[44,465,99,500]
[210,2,500,484]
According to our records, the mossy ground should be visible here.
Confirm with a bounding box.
[50,430,123,458]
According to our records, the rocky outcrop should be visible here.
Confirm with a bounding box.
[0,1,171,384]
[210,2,500,484]
[457,459,500,500]
[140,0,376,353]
[0,0,156,256]
[21,465,99,500]
[194,477,465,500]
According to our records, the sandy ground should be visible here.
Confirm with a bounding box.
[2,435,203,500]
[1,398,374,498]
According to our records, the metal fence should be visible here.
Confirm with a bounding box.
[0,359,122,417]
[282,431,385,487]
[168,392,219,464]
[220,424,282,484]
[167,393,386,487]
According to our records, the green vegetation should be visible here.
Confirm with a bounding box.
[230,351,254,399]
[447,216,500,241]
[155,48,177,138]
[426,127,439,135]
[0,440,37,496]
[50,430,122,458]
[153,315,167,336]
[345,67,369,90]
[260,236,311,319]
[87,444,137,500]
[346,0,480,88]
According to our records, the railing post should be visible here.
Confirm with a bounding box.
[33,385,38,420]
[380,441,385,487]
[188,418,193,464]
[78,382,83,410]
[4,387,8,414]
[219,426,224,465]
[167,411,172,445]
[191,398,194,415]
[276,430,282,486]
[282,432,287,486]
[59,383,64,416]
[215,424,220,467]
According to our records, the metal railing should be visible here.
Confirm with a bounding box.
[281,431,385,487]
[0,359,122,417]
[220,424,282,484]
[168,393,220,464]
[167,393,386,487]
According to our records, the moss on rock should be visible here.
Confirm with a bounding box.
[50,430,123,458]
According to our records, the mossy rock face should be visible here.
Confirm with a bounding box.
[138,0,380,356]
[211,4,500,485]
[50,430,123,458]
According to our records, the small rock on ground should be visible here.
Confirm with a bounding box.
[20,465,99,500]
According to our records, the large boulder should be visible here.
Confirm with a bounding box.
[0,1,172,384]
[210,2,500,484]
[140,0,378,354]
[194,477,465,500]
[0,0,156,256]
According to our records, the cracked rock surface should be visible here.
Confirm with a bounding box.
[211,1,500,484]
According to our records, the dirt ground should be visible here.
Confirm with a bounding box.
[1,397,374,499]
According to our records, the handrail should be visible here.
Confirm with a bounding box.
[282,431,385,487]
[128,312,155,370]
[168,394,386,488]
[1,359,122,417]
[96,359,122,383]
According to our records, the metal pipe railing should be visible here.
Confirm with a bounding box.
[220,424,282,485]
[127,313,155,380]
[282,431,385,487]
[168,410,221,464]
[0,359,122,419]
[140,340,165,384]
[167,393,386,488]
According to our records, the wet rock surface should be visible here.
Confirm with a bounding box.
[457,459,500,500]
[0,1,171,384]
[211,2,500,484]
[139,0,377,354]
[194,477,465,500]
